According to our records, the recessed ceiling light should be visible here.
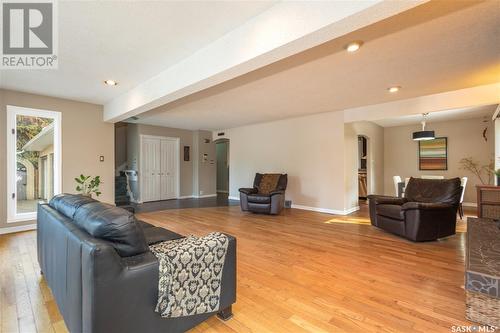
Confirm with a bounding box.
[345,41,363,53]
[104,80,118,86]
[388,86,401,93]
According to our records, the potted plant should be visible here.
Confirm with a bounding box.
[495,169,500,186]
[75,174,102,197]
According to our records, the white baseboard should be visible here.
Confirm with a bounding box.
[178,195,193,199]
[0,223,37,235]
[193,194,217,199]
[462,202,477,208]
[228,196,240,201]
[291,204,360,216]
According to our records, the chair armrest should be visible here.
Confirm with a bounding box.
[368,195,407,206]
[269,190,285,196]
[401,202,453,211]
[238,187,257,195]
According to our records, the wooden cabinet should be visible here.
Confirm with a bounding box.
[476,185,500,219]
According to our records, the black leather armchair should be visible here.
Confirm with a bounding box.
[368,177,462,241]
[239,173,287,215]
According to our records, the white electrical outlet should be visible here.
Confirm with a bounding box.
[200,190,204,195]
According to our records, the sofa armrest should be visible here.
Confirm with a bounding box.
[368,195,407,206]
[269,190,285,196]
[82,234,237,333]
[401,202,452,211]
[238,187,257,195]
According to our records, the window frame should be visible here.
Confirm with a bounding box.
[6,105,62,223]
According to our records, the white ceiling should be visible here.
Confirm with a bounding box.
[132,1,500,130]
[0,1,277,104]
[372,104,498,128]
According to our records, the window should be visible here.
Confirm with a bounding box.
[6,106,61,222]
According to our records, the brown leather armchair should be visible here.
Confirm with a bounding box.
[368,177,462,241]
[239,173,287,215]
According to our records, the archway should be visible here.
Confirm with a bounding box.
[17,157,36,200]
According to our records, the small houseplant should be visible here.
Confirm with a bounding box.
[75,174,102,197]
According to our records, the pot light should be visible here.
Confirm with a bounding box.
[388,86,401,93]
[104,80,118,86]
[412,113,435,141]
[345,41,363,53]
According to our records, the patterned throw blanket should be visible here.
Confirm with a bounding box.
[149,232,229,318]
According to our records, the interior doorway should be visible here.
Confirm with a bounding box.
[215,139,229,194]
[358,136,369,202]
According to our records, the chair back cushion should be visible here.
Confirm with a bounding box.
[49,193,96,219]
[404,177,462,205]
[253,173,288,194]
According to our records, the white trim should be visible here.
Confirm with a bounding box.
[462,202,478,208]
[6,106,62,223]
[0,224,37,235]
[291,204,360,216]
[228,196,240,201]
[193,194,217,199]
[178,195,193,200]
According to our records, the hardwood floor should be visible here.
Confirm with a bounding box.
[0,205,475,332]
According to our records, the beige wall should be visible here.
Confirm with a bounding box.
[0,89,114,229]
[344,121,384,210]
[195,130,216,196]
[127,124,216,199]
[219,111,347,213]
[384,117,494,203]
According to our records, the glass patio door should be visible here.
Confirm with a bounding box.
[6,106,61,223]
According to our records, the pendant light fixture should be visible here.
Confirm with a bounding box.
[412,113,435,141]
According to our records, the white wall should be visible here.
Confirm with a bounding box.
[384,117,494,203]
[219,111,348,213]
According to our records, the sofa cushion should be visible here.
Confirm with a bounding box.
[376,204,404,220]
[247,194,271,204]
[49,194,96,219]
[73,201,149,257]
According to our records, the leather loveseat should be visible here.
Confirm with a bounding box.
[37,194,236,333]
[239,173,287,215]
[368,177,462,241]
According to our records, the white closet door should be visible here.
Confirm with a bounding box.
[142,137,161,202]
[160,138,178,200]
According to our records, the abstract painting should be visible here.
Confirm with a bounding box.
[419,137,447,170]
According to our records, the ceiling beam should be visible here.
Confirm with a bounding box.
[343,83,500,123]
[103,0,427,122]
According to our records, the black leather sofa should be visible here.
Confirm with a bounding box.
[239,173,287,215]
[368,177,462,242]
[37,194,236,333]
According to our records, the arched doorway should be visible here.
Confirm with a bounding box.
[357,135,370,202]
[16,158,36,200]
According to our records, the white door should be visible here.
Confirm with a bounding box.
[141,137,161,201]
[160,138,178,200]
